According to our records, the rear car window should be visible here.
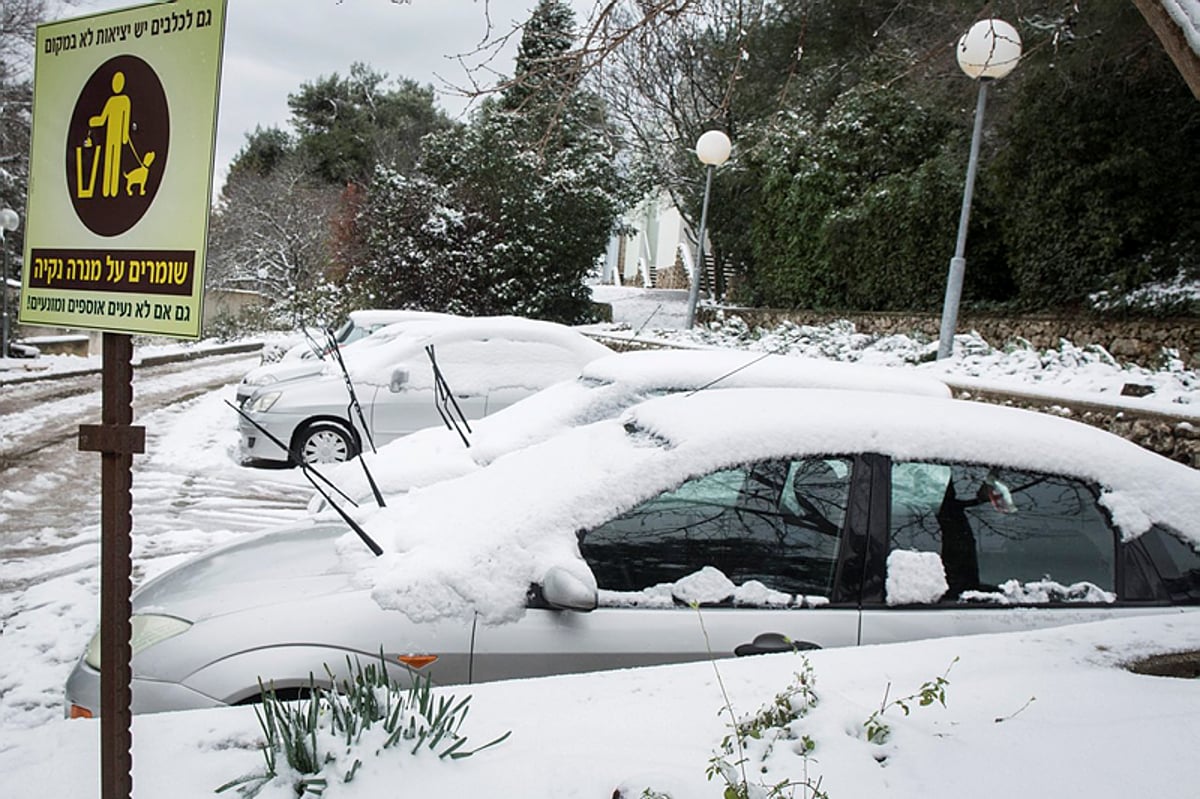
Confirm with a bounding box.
[888,462,1117,603]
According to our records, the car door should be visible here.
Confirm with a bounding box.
[369,341,489,445]
[469,457,866,682]
[858,458,1180,644]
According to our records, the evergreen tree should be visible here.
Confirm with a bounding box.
[225,125,294,180]
[354,0,630,323]
[503,0,578,114]
[355,166,495,315]
[288,63,451,186]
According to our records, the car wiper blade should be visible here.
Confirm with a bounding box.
[323,329,387,508]
[324,329,377,454]
[226,400,383,556]
[426,344,472,448]
[301,324,330,360]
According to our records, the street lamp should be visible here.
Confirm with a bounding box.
[936,19,1021,360]
[0,208,19,360]
[686,129,731,329]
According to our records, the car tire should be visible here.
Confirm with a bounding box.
[294,422,357,465]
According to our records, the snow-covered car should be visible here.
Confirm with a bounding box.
[308,347,953,511]
[238,316,613,465]
[238,310,451,405]
[65,387,1200,717]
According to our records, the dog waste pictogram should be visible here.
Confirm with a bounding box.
[67,55,168,237]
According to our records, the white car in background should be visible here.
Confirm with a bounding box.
[239,310,450,405]
[238,316,613,465]
[65,387,1200,717]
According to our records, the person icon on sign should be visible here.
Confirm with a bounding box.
[87,71,131,198]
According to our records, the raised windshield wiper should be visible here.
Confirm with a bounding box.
[426,344,472,448]
[226,400,382,556]
[301,323,329,360]
[323,329,387,508]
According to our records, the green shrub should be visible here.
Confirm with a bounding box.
[217,654,510,797]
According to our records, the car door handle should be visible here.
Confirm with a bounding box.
[734,632,821,657]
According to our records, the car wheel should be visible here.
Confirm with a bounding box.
[294,422,356,465]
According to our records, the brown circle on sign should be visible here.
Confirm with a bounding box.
[66,55,169,237]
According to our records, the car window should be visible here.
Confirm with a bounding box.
[332,319,355,343]
[579,457,852,605]
[1141,524,1200,601]
[417,339,589,394]
[888,461,1117,604]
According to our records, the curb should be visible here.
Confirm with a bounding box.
[0,340,264,385]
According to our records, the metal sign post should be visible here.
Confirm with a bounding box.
[78,333,145,799]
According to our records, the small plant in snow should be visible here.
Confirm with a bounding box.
[217,654,510,797]
[706,662,826,799]
[692,604,826,799]
[862,657,957,745]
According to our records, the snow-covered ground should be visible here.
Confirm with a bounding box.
[0,287,1197,798]
[4,612,1198,799]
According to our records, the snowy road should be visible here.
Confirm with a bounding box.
[0,353,313,728]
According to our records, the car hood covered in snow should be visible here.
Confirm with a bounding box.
[133,520,359,621]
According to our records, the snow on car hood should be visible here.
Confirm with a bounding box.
[339,387,1200,628]
[241,358,325,387]
[134,521,355,620]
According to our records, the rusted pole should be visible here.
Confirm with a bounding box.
[79,332,145,799]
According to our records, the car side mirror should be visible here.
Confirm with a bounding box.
[389,367,410,393]
[541,566,597,612]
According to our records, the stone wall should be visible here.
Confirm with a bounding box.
[698,307,1200,368]
[946,384,1200,468]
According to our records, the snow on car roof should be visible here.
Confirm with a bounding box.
[328,316,612,387]
[346,309,450,326]
[626,387,1200,536]
[579,348,951,397]
[342,387,1200,627]
[319,348,949,504]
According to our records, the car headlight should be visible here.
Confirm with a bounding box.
[246,391,281,413]
[244,373,279,387]
[84,614,193,670]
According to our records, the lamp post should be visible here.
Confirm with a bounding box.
[936,19,1021,360]
[686,129,731,329]
[0,208,19,360]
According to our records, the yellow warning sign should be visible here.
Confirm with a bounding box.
[21,1,226,339]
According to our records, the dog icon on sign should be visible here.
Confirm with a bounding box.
[124,151,156,196]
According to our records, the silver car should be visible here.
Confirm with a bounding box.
[65,387,1200,717]
[238,315,612,465]
[236,310,453,406]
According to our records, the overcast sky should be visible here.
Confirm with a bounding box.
[60,0,575,184]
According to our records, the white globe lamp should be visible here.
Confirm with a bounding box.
[956,19,1022,81]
